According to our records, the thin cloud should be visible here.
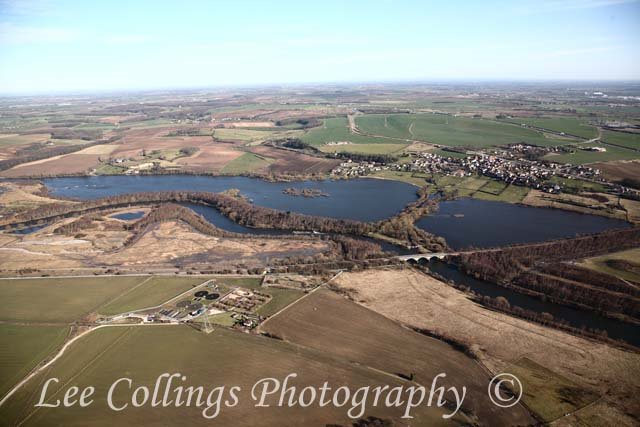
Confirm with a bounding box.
[515,0,639,14]
[0,22,77,43]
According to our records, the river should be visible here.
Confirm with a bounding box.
[427,259,639,347]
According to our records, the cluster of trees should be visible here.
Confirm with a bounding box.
[54,214,103,235]
[331,151,397,164]
[51,128,102,141]
[276,137,397,164]
[455,228,640,321]
[541,263,640,297]
[515,270,640,320]
[330,236,384,260]
[375,187,448,251]
[274,118,321,129]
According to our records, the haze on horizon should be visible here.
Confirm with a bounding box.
[0,0,639,95]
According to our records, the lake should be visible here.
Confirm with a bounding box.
[43,176,419,222]
[416,198,631,250]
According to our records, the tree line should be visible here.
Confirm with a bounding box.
[454,228,640,322]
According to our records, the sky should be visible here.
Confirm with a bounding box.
[0,0,638,94]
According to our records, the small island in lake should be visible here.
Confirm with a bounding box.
[282,187,329,198]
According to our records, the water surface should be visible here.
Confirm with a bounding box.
[417,198,630,250]
[44,176,418,222]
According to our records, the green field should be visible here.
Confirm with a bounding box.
[0,324,69,397]
[544,142,640,164]
[502,117,597,139]
[0,325,450,426]
[508,358,597,422]
[546,176,607,193]
[301,117,392,146]
[97,277,207,316]
[472,184,530,203]
[579,248,640,282]
[355,113,568,148]
[369,170,433,187]
[256,288,305,317]
[318,142,407,155]
[216,277,263,289]
[428,174,529,203]
[0,276,147,322]
[601,130,640,150]
[220,152,271,173]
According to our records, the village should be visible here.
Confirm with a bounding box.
[330,144,635,196]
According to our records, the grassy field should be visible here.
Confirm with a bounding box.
[256,288,305,317]
[216,277,263,289]
[508,357,597,422]
[579,248,640,282]
[369,170,433,187]
[0,324,68,397]
[433,175,488,197]
[544,142,640,164]
[261,289,533,425]
[96,277,207,316]
[355,114,568,148]
[318,142,407,155]
[546,175,607,193]
[601,129,640,150]
[213,128,274,143]
[0,276,147,322]
[502,117,597,139]
[301,117,392,146]
[0,325,451,426]
[220,152,271,173]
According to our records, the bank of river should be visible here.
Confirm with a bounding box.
[426,259,639,347]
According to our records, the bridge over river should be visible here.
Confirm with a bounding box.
[395,252,459,262]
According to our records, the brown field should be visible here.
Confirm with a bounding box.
[332,268,640,425]
[111,128,213,158]
[0,219,330,274]
[1,143,119,178]
[261,289,535,425]
[0,181,75,216]
[248,146,340,174]
[1,153,102,177]
[223,121,274,128]
[592,160,640,183]
[175,144,244,171]
[96,221,329,268]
